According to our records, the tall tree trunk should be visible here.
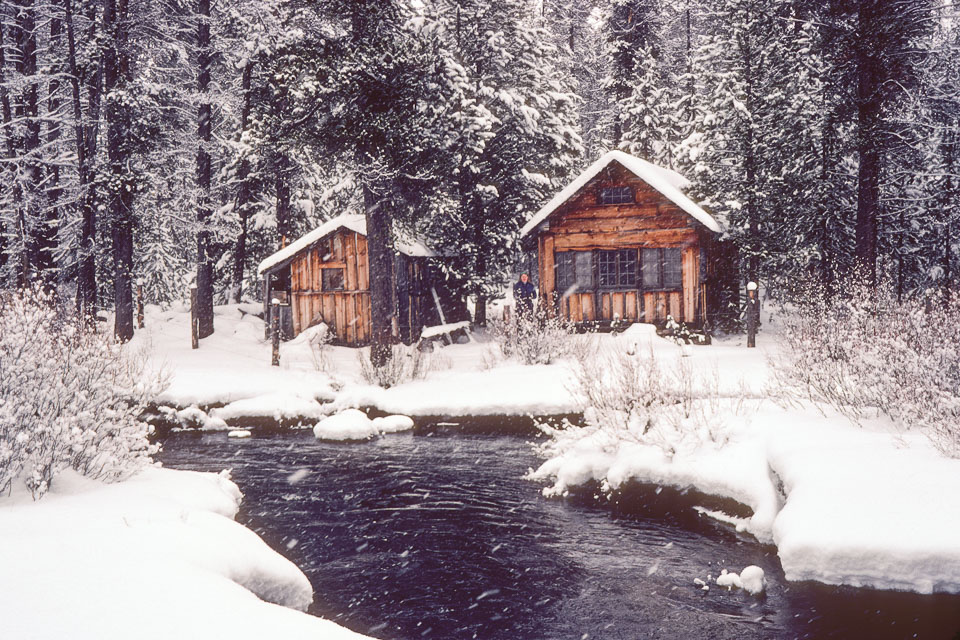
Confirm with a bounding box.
[195,0,214,338]
[364,183,395,367]
[66,0,97,316]
[230,60,253,304]
[104,0,134,341]
[13,0,41,284]
[274,155,291,244]
[855,0,881,285]
[38,15,63,286]
[0,18,17,277]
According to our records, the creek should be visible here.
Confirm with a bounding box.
[158,428,960,640]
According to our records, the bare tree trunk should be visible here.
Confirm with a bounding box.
[855,0,881,285]
[66,0,97,316]
[38,14,63,286]
[195,0,214,338]
[230,60,254,303]
[13,0,41,284]
[364,184,395,367]
[104,0,134,341]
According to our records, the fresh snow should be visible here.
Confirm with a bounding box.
[0,467,372,640]
[257,213,436,276]
[128,303,960,596]
[313,409,415,441]
[716,566,765,594]
[520,150,723,237]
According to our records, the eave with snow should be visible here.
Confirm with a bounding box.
[521,150,723,328]
[258,213,441,346]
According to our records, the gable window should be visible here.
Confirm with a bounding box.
[322,267,344,291]
[599,186,633,205]
[598,249,638,288]
[556,251,593,292]
[641,248,683,290]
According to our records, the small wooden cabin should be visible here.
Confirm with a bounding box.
[520,150,723,328]
[257,214,436,346]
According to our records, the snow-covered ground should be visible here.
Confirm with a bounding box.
[0,466,372,640]
[130,303,960,596]
[149,304,960,595]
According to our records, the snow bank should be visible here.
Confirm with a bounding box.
[0,468,372,639]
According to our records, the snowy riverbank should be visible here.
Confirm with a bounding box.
[135,303,960,596]
[0,466,372,640]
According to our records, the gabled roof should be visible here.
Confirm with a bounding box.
[257,213,436,276]
[519,150,722,237]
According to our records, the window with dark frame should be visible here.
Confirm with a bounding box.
[598,249,638,288]
[641,248,683,291]
[599,186,633,205]
[555,251,594,292]
[322,267,344,291]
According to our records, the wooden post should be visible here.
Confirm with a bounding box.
[746,281,758,348]
[136,280,144,329]
[190,286,199,349]
[271,298,280,366]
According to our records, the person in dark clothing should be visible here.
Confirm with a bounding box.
[513,273,536,318]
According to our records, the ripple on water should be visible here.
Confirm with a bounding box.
[159,430,960,640]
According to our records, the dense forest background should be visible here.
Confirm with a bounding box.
[0,0,956,341]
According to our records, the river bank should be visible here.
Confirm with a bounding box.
[132,303,960,598]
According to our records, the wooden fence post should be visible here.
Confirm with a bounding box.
[136,280,145,329]
[746,281,758,348]
[190,286,199,349]
[271,298,280,366]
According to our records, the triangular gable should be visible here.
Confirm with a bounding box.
[519,150,722,237]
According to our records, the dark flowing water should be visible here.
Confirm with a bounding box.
[158,430,960,640]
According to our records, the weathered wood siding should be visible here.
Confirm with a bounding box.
[287,228,428,345]
[290,229,371,345]
[538,161,703,325]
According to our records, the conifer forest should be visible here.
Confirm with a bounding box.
[0,0,956,342]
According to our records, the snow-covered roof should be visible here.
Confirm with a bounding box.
[257,213,436,276]
[520,150,722,237]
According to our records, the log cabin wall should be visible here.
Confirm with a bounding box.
[537,162,704,326]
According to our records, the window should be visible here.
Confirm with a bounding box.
[599,186,633,205]
[556,251,593,292]
[598,249,638,288]
[322,268,344,291]
[641,248,683,290]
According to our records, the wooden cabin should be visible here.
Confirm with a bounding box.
[520,150,723,328]
[257,214,436,346]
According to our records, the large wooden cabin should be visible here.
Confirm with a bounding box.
[257,214,436,346]
[520,150,723,328]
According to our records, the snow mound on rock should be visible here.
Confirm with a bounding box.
[313,410,416,441]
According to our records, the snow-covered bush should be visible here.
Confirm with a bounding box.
[490,308,591,365]
[358,343,428,388]
[533,348,730,476]
[771,277,960,457]
[0,288,163,498]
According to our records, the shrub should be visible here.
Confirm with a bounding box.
[489,308,591,365]
[771,277,960,457]
[0,287,163,499]
[358,342,428,388]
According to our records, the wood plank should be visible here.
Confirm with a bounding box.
[669,292,681,320]
[552,229,697,251]
[612,292,624,321]
[345,233,358,291]
[602,292,611,320]
[334,294,346,342]
[582,293,593,321]
[682,246,696,323]
[357,236,369,290]
[554,215,691,235]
